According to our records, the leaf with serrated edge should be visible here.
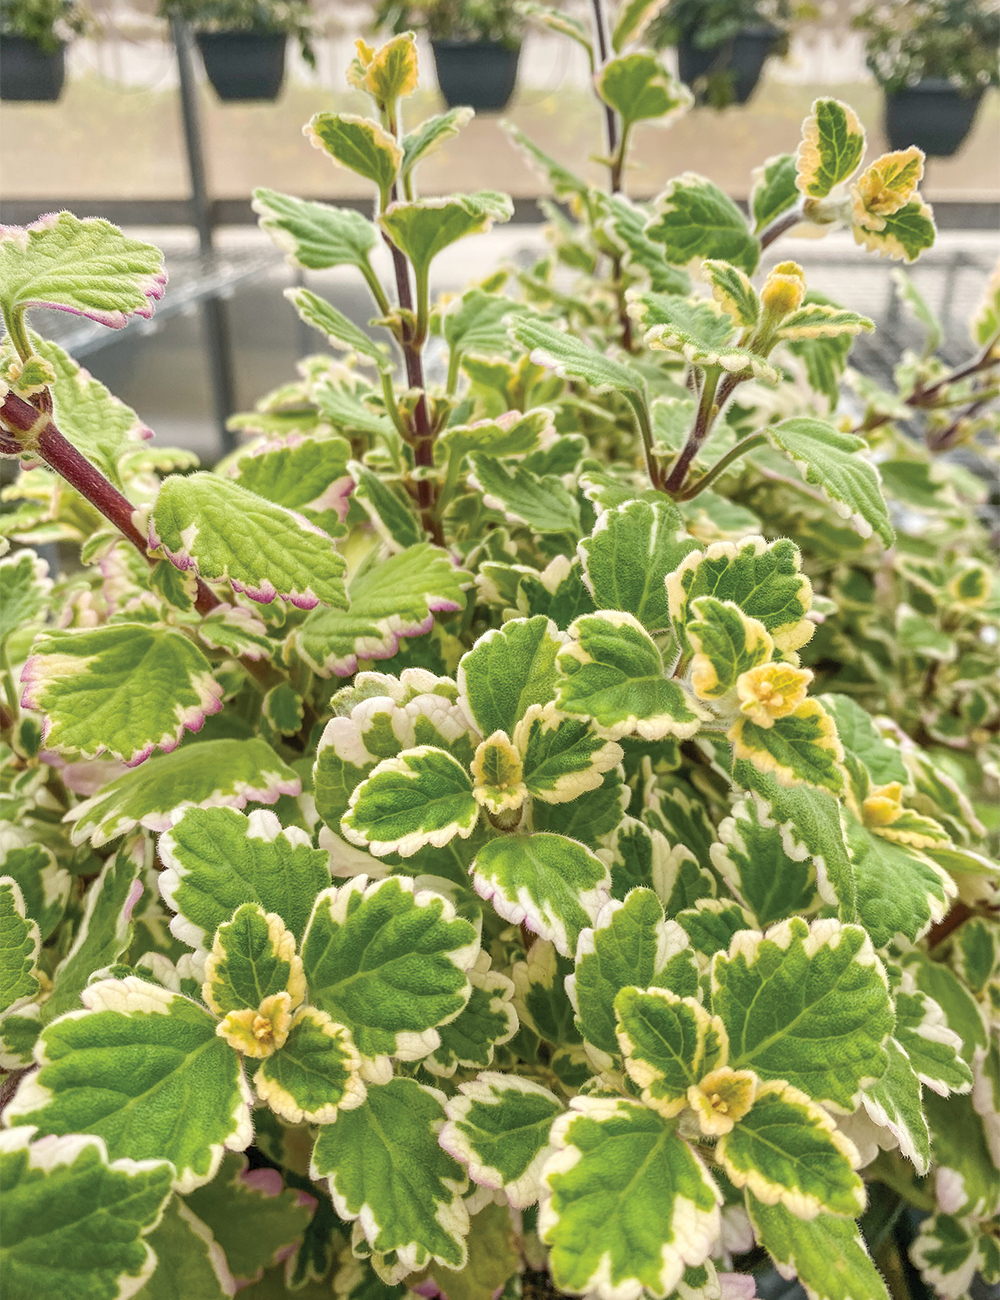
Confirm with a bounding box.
[150,472,348,610]
[0,879,41,1015]
[472,832,610,959]
[252,187,379,271]
[425,952,518,1077]
[6,978,253,1192]
[854,199,936,264]
[0,547,50,647]
[796,99,865,199]
[893,981,973,1097]
[646,174,760,275]
[910,1213,982,1300]
[65,738,301,848]
[710,796,819,927]
[469,453,581,535]
[510,316,644,393]
[859,1037,931,1174]
[380,193,514,280]
[711,917,893,1111]
[459,615,564,738]
[845,812,955,947]
[596,53,690,129]
[730,699,846,798]
[688,597,773,701]
[202,904,305,1024]
[747,1195,890,1300]
[616,986,727,1116]
[441,1072,563,1207]
[557,610,707,741]
[286,287,391,371]
[310,1075,469,1271]
[21,623,222,766]
[515,703,623,804]
[342,745,478,858]
[135,1196,235,1300]
[403,106,475,174]
[1,843,70,942]
[255,1007,366,1124]
[539,1095,721,1300]
[300,875,478,1067]
[304,113,402,201]
[751,153,799,234]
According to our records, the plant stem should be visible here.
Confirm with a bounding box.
[758,205,803,251]
[588,0,620,189]
[623,389,660,490]
[911,331,1000,407]
[360,259,391,319]
[609,123,630,195]
[663,367,721,495]
[1,306,32,366]
[679,432,766,498]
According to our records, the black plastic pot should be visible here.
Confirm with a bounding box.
[677,27,777,105]
[196,31,286,102]
[0,36,65,102]
[431,39,520,112]
[884,79,984,157]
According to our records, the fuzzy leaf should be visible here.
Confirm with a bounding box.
[295,543,469,677]
[710,796,818,927]
[894,986,973,1096]
[286,287,391,371]
[0,879,40,1015]
[301,875,478,1065]
[502,124,590,202]
[750,152,799,233]
[203,903,303,1022]
[517,705,623,804]
[440,408,549,460]
[150,472,348,610]
[853,198,936,263]
[1,844,70,942]
[0,1127,173,1300]
[596,53,690,128]
[765,418,893,546]
[821,693,906,789]
[305,114,402,202]
[642,295,777,382]
[860,1037,931,1174]
[581,498,698,633]
[616,987,727,1115]
[0,548,50,647]
[510,316,644,393]
[748,1197,890,1300]
[342,745,478,858]
[252,187,379,271]
[646,175,760,274]
[603,195,691,294]
[612,0,669,49]
[796,99,865,199]
[255,1007,365,1124]
[311,1076,469,1271]
[730,699,846,798]
[845,813,954,947]
[557,611,707,741]
[0,213,165,332]
[441,1072,563,1207]
[776,303,873,341]
[469,453,581,534]
[425,956,517,1076]
[688,597,773,700]
[458,615,562,738]
[22,623,222,766]
[540,1096,721,1300]
[442,287,523,359]
[380,193,513,279]
[134,1198,234,1300]
[350,462,426,550]
[711,917,893,1110]
[65,738,300,848]
[7,978,252,1192]
[910,1213,984,1300]
[403,106,475,174]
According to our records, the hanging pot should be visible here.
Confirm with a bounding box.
[196,30,287,102]
[0,36,66,102]
[677,27,778,106]
[430,39,521,112]
[884,78,984,157]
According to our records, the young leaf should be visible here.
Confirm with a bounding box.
[710,796,819,927]
[852,199,937,263]
[612,0,670,50]
[646,175,760,274]
[747,1196,890,1300]
[469,453,581,534]
[65,737,301,847]
[580,498,699,633]
[310,1076,469,1271]
[703,259,760,328]
[615,987,727,1115]
[711,917,893,1111]
[252,187,380,272]
[380,193,514,280]
[305,114,402,205]
[22,623,223,766]
[150,472,348,610]
[294,543,470,678]
[349,461,426,550]
[341,745,479,858]
[556,610,708,741]
[159,806,331,949]
[795,99,866,199]
[750,152,800,234]
[0,213,165,336]
[202,904,305,1051]
[255,1007,366,1124]
[300,875,478,1064]
[765,418,894,547]
[403,107,475,174]
[717,1081,864,1217]
[351,32,419,106]
[458,615,563,739]
[596,53,690,129]
[687,597,774,701]
[510,316,645,393]
[516,704,623,804]
[540,1096,721,1300]
[286,288,392,371]
[775,303,873,342]
[641,295,777,382]
[0,879,41,1015]
[7,978,253,1192]
[471,832,610,958]
[730,698,846,798]
[0,1127,173,1300]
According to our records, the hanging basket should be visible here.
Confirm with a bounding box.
[430,39,521,112]
[0,36,66,102]
[677,27,778,106]
[884,79,984,157]
[196,30,287,103]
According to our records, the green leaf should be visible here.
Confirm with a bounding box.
[442,287,523,360]
[820,693,906,789]
[7,978,253,1191]
[911,1213,984,1300]
[134,1197,234,1300]
[501,124,590,203]
[197,606,275,662]
[441,1072,563,1207]
[902,953,988,1071]
[675,897,752,957]
[305,114,402,204]
[646,175,760,274]
[151,472,348,610]
[596,53,690,129]
[531,767,627,850]
[731,699,846,798]
[65,737,301,848]
[0,213,165,337]
[513,938,582,1048]
[750,152,800,234]
[711,916,893,1110]
[380,193,514,281]
[252,187,379,272]
[602,195,691,294]
[612,0,669,50]
[844,813,954,947]
[0,548,50,649]
[796,99,866,199]
[616,986,727,1115]
[424,953,517,1077]
[711,796,818,927]
[471,832,610,959]
[510,315,644,393]
[971,260,1000,347]
[556,611,707,741]
[894,984,973,1096]
[703,259,760,328]
[718,1081,864,1216]
[440,408,550,460]
[540,1097,721,1299]
[402,106,475,174]
[342,745,478,858]
[311,1076,469,1270]
[640,293,777,382]
[748,1197,890,1300]
[859,1037,931,1174]
[776,303,873,342]
[853,199,936,264]
[256,1006,366,1124]
[952,917,1000,997]
[159,806,330,949]
[0,1127,173,1300]
[926,1090,1000,1218]
[301,875,478,1065]
[517,705,623,804]
[44,842,143,1023]
[469,453,581,534]
[286,287,392,371]
[581,498,698,633]
[0,878,40,1014]
[687,596,773,700]
[458,615,563,739]
[349,462,426,550]
[22,623,222,766]
[202,903,304,1021]
[1,843,70,942]
[295,543,468,678]
[765,418,894,547]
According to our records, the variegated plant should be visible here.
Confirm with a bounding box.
[1,8,998,1300]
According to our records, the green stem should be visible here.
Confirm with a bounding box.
[379,369,409,439]
[609,122,630,195]
[679,432,766,499]
[413,264,430,350]
[437,446,463,520]
[663,367,721,496]
[623,389,660,490]
[0,643,19,721]
[2,306,32,365]
[360,258,391,319]
[446,346,463,398]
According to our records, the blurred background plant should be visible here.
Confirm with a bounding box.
[0,0,89,51]
[373,0,524,46]
[854,0,1000,96]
